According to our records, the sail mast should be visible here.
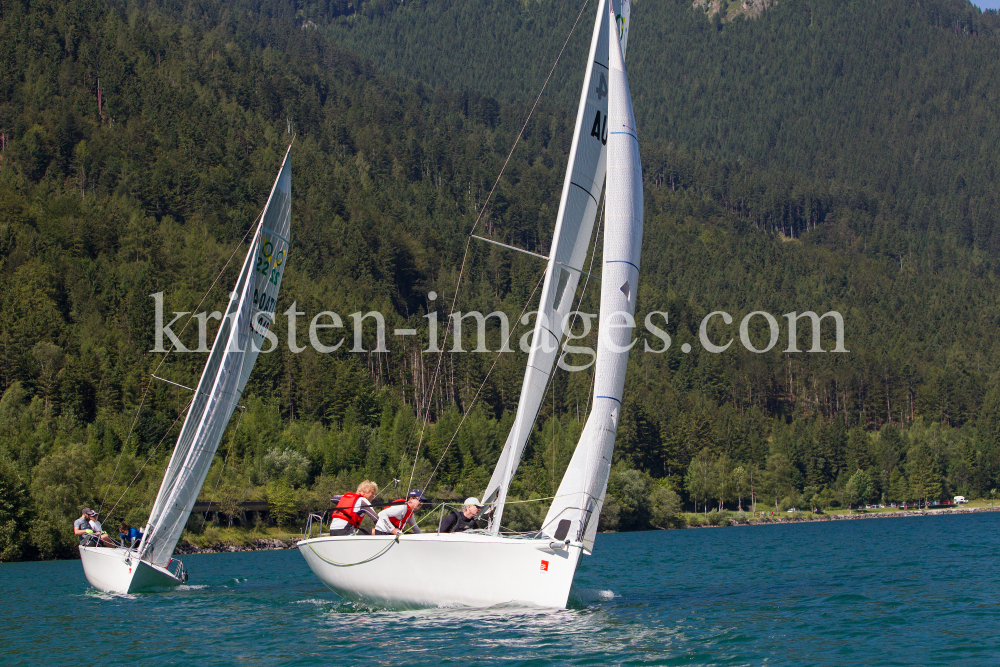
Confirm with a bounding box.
[541,4,642,553]
[485,0,633,533]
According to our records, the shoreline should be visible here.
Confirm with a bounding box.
[170,506,1000,555]
[692,505,1000,529]
[174,537,304,555]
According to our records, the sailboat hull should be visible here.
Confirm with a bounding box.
[79,546,183,594]
[298,533,583,609]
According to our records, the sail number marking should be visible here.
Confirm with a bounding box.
[590,110,608,146]
[255,238,285,286]
[595,72,607,100]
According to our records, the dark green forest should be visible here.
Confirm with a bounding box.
[2,0,1000,561]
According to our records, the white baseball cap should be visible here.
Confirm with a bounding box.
[464,497,483,507]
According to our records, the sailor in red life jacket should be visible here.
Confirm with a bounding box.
[374,489,428,536]
[329,480,380,536]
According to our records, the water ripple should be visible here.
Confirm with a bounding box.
[5,513,1000,665]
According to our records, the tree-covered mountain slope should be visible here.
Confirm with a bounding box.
[317,0,1000,251]
[0,0,998,561]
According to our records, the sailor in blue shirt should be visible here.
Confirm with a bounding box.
[118,522,143,548]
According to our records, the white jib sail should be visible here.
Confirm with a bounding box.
[484,0,632,532]
[139,147,292,567]
[541,8,642,554]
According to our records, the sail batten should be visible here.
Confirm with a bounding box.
[139,146,292,567]
[485,0,632,533]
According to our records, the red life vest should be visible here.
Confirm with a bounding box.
[387,499,413,530]
[330,492,366,528]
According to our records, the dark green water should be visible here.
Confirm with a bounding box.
[7,512,1000,666]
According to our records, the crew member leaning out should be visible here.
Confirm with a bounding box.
[374,489,427,536]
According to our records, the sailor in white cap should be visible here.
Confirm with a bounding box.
[438,497,484,533]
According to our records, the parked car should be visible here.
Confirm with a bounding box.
[954,496,968,504]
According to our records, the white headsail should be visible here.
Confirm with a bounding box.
[485,0,632,532]
[139,147,292,567]
[541,7,643,553]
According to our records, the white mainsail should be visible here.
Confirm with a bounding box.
[139,147,292,567]
[541,7,643,553]
[484,0,632,532]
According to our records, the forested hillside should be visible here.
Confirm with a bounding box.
[1,0,1000,561]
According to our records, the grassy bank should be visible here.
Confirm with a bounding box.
[179,526,302,549]
[679,501,1000,529]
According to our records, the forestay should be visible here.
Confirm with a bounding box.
[541,9,643,553]
[139,147,292,567]
[485,0,633,532]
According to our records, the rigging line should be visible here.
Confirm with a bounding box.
[409,252,467,492]
[303,536,398,567]
[151,375,196,392]
[388,392,426,498]
[102,395,195,525]
[470,235,600,280]
[407,242,471,493]
[467,0,592,240]
[98,213,261,516]
[390,355,432,491]
[409,0,590,491]
[470,235,548,261]
[420,267,548,493]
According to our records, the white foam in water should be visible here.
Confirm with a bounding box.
[293,598,331,605]
[85,589,137,601]
[571,587,619,603]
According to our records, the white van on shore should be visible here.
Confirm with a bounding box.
[953,495,968,504]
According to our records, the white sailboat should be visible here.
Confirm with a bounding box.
[80,146,292,594]
[298,0,643,610]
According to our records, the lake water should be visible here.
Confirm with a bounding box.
[6,512,1000,666]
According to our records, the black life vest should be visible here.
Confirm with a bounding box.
[442,509,480,533]
[330,492,365,528]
